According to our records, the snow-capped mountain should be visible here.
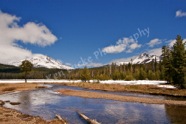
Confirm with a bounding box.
[132,53,160,64]
[9,54,73,70]
[113,53,160,65]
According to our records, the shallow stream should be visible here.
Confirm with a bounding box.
[0,84,186,124]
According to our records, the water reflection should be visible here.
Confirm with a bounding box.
[0,84,185,124]
[19,91,31,113]
[165,105,186,124]
[102,103,169,124]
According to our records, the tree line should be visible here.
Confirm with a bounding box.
[161,35,186,88]
[63,35,186,88]
[0,35,185,88]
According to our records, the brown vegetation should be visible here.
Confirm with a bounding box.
[0,107,64,124]
[2,87,16,92]
[0,83,39,94]
[36,86,48,89]
[63,83,186,97]
[57,89,186,105]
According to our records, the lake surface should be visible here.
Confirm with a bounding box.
[0,84,186,124]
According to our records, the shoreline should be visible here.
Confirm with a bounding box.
[0,82,186,123]
[57,89,186,106]
[0,106,63,124]
[0,83,65,124]
[61,83,186,97]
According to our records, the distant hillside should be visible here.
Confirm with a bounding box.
[0,63,20,73]
[0,63,69,79]
[0,63,17,69]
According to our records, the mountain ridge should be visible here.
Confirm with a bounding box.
[6,52,160,69]
[8,54,73,70]
[112,52,160,65]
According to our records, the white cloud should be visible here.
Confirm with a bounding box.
[102,38,141,54]
[104,104,126,117]
[147,48,162,56]
[130,43,141,50]
[168,39,186,47]
[147,38,161,47]
[0,11,57,64]
[76,62,103,68]
[168,39,176,47]
[146,39,186,58]
[127,43,141,53]
[176,10,186,17]
[84,62,103,68]
[110,56,137,65]
[102,44,126,54]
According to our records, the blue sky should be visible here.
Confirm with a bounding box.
[0,0,186,68]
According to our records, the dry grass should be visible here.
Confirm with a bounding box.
[2,87,16,92]
[0,107,64,124]
[0,83,39,95]
[63,83,186,97]
[57,89,186,106]
[36,86,48,89]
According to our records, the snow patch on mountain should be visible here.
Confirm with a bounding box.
[132,53,160,64]
[9,54,73,70]
[112,53,160,65]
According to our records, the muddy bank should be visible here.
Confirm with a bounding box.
[57,89,186,106]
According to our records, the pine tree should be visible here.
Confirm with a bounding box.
[171,35,186,88]
[20,60,33,83]
[80,67,91,82]
[139,68,147,80]
[154,56,157,72]
[125,72,134,81]
[161,45,172,83]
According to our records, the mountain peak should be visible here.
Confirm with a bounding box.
[113,52,160,65]
[9,54,73,70]
[137,53,149,59]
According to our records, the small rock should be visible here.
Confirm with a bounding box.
[5,100,10,103]
[10,102,21,105]
[0,100,5,106]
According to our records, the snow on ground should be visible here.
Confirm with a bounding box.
[99,80,167,85]
[0,79,82,84]
[157,85,176,89]
[0,79,166,85]
[0,79,176,89]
